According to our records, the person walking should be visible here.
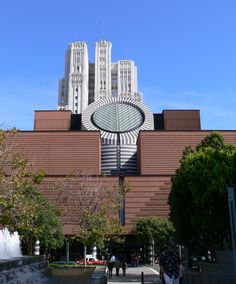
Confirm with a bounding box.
[121,260,127,277]
[108,260,114,279]
[114,258,121,276]
[134,255,138,267]
[159,240,180,284]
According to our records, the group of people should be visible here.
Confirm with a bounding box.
[107,254,127,278]
[106,240,182,283]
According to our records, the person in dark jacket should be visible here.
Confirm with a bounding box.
[159,241,180,284]
[108,260,114,278]
[114,259,121,276]
[121,260,127,277]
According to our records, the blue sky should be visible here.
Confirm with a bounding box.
[0,0,235,130]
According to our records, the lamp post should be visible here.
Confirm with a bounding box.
[228,187,236,251]
[227,187,236,281]
[65,238,70,265]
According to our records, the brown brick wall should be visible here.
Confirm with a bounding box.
[10,131,101,175]
[137,131,236,175]
[34,110,71,131]
[163,110,201,130]
[125,176,171,230]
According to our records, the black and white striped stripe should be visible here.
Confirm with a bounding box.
[82,98,154,175]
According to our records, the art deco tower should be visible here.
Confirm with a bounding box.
[58,40,142,113]
[58,42,89,114]
[93,40,142,101]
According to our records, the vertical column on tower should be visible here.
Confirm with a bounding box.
[94,40,112,101]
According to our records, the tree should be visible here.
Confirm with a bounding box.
[0,129,64,254]
[169,132,236,257]
[53,171,129,263]
[16,189,64,255]
[135,216,174,264]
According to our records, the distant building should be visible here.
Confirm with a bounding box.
[58,40,142,114]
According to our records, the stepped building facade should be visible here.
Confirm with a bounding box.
[10,40,236,234]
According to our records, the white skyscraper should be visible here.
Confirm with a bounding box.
[58,42,89,114]
[58,40,142,113]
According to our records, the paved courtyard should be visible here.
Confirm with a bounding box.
[108,265,161,284]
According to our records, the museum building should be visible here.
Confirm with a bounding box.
[10,40,236,234]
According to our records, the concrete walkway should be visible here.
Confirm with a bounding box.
[108,265,161,284]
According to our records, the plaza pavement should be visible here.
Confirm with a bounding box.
[107,265,162,284]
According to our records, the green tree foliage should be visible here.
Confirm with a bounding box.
[0,129,64,254]
[135,216,174,260]
[169,132,236,256]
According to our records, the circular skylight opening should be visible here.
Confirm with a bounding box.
[91,103,144,133]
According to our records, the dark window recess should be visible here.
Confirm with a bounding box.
[71,114,82,130]
[153,113,164,130]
